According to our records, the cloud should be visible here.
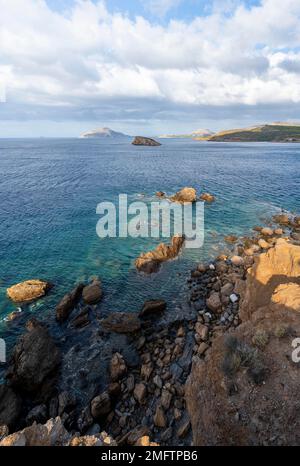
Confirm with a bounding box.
[1,0,300,134]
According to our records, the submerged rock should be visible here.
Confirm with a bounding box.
[135,235,185,274]
[102,313,141,333]
[139,300,166,318]
[7,280,51,303]
[132,136,161,146]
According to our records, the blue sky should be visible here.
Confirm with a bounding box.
[1,0,300,137]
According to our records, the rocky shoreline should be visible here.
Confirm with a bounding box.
[0,212,300,446]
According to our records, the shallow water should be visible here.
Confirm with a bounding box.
[0,138,299,347]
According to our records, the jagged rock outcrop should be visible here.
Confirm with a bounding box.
[199,192,216,202]
[56,283,84,323]
[132,136,161,146]
[7,280,51,303]
[0,417,116,446]
[0,386,22,429]
[6,319,61,394]
[82,279,103,305]
[186,239,300,446]
[135,235,185,274]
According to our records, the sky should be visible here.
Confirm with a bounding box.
[1,0,300,137]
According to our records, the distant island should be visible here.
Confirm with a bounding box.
[80,127,130,138]
[159,128,215,139]
[195,123,300,142]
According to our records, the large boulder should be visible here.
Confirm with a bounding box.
[0,385,22,429]
[199,192,215,203]
[135,235,185,274]
[56,284,84,323]
[186,239,300,446]
[7,319,61,393]
[82,279,103,305]
[170,187,197,203]
[102,313,141,333]
[132,136,161,146]
[7,280,51,303]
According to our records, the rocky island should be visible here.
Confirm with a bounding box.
[132,136,161,146]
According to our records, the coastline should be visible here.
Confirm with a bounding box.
[1,212,300,446]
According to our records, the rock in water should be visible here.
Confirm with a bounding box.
[102,312,141,333]
[135,235,185,274]
[139,300,166,318]
[56,283,84,323]
[82,279,103,305]
[132,136,161,146]
[199,192,216,202]
[170,187,197,203]
[7,319,61,393]
[7,280,51,303]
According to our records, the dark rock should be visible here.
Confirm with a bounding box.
[91,392,111,419]
[154,405,167,428]
[26,404,47,426]
[82,279,103,305]
[132,136,161,146]
[102,313,141,333]
[133,383,147,404]
[177,418,191,438]
[7,319,61,394]
[70,308,90,329]
[139,300,166,318]
[56,284,84,323]
[0,385,22,429]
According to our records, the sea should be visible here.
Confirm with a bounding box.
[0,138,299,350]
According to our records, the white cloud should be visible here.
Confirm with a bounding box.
[1,0,300,131]
[144,0,182,17]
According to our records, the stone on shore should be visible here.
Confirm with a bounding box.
[110,352,127,382]
[206,292,222,313]
[102,313,141,333]
[7,280,51,303]
[90,392,111,419]
[132,136,161,146]
[135,235,185,274]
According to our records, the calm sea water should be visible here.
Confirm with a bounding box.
[0,138,299,345]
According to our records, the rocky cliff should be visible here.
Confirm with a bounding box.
[186,239,300,446]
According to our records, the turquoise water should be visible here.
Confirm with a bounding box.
[0,138,299,344]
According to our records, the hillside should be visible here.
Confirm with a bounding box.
[160,128,214,139]
[202,124,300,142]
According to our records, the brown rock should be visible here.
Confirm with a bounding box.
[224,235,238,244]
[206,292,221,313]
[132,136,161,146]
[195,323,209,341]
[177,419,191,438]
[200,192,215,203]
[7,280,51,303]
[135,235,185,274]
[82,279,103,305]
[170,187,197,203]
[230,256,244,266]
[110,352,127,382]
[161,389,172,410]
[154,405,167,428]
[134,383,147,404]
[102,313,141,333]
[139,300,166,317]
[56,284,84,323]
[91,392,111,419]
